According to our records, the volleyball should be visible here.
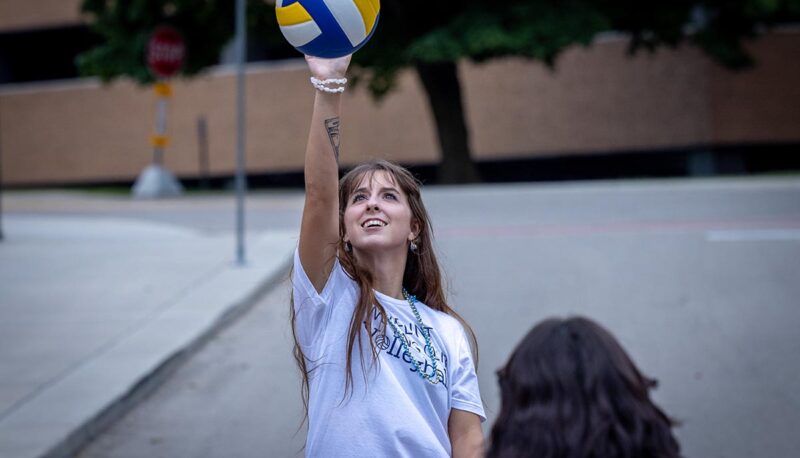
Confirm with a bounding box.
[275,0,380,58]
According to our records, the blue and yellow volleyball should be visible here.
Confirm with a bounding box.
[275,0,380,58]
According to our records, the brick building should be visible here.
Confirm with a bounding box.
[1,0,798,186]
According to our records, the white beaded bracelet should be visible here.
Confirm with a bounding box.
[310,76,347,93]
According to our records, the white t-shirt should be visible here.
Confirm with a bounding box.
[292,249,485,457]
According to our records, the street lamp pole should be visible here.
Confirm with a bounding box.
[234,0,247,266]
[0,104,4,242]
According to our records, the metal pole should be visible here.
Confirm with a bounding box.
[197,115,210,190]
[234,0,247,266]
[0,101,4,242]
[154,94,168,166]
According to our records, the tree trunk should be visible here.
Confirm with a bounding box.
[415,62,480,184]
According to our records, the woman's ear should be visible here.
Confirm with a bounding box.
[409,220,421,241]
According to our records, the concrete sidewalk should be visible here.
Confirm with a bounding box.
[0,195,299,458]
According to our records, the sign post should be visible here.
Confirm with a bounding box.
[132,25,186,199]
[0,105,4,242]
[234,0,247,266]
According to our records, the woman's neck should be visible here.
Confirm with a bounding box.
[354,247,407,300]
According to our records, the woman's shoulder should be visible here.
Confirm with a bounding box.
[326,255,359,294]
[293,248,357,301]
[421,302,467,337]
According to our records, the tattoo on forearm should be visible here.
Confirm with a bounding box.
[324,117,341,162]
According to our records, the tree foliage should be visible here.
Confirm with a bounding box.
[78,0,800,182]
[350,0,800,97]
[77,0,276,83]
[80,1,800,86]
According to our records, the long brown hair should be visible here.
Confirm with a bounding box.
[290,159,478,420]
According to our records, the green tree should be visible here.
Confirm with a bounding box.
[77,0,277,83]
[353,0,800,182]
[80,0,800,183]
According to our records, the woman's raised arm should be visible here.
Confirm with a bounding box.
[298,55,351,292]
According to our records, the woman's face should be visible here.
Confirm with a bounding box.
[343,170,418,253]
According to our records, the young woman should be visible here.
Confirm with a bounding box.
[488,316,682,458]
[291,53,485,457]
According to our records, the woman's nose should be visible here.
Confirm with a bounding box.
[366,195,380,211]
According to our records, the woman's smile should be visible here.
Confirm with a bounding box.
[361,218,388,229]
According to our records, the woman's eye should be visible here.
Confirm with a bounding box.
[384,193,397,200]
[352,194,366,203]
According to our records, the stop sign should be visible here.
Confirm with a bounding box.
[147,26,185,78]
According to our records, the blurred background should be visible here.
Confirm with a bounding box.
[0,1,798,457]
[1,0,798,187]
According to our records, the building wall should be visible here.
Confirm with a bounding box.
[0,61,440,184]
[708,31,800,145]
[0,0,83,32]
[462,38,714,159]
[1,30,798,186]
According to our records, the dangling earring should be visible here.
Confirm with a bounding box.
[344,241,352,253]
[409,240,418,253]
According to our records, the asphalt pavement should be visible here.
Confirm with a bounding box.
[0,190,302,458]
[49,177,800,458]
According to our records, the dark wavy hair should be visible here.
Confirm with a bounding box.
[488,317,681,458]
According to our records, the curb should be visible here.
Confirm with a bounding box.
[42,255,293,458]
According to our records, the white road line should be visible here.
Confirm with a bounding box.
[706,229,800,242]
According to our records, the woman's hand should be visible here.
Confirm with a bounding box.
[305,54,352,80]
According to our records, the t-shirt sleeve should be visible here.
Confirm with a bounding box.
[450,326,486,422]
[291,247,343,350]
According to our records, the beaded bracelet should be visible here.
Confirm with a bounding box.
[310,76,347,93]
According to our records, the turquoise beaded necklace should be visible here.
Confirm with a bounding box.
[385,289,439,385]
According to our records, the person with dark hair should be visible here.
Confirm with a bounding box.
[488,317,682,458]
[290,52,485,457]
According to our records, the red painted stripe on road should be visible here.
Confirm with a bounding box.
[437,218,800,238]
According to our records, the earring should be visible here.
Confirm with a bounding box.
[344,241,352,253]
[409,240,418,253]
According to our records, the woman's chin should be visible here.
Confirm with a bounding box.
[352,240,406,254]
